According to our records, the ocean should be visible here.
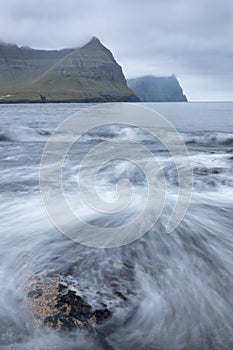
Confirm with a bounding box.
[0,102,233,349]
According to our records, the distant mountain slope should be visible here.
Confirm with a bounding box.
[0,38,139,103]
[127,75,187,102]
[0,43,74,88]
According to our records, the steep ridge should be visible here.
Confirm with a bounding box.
[0,38,139,103]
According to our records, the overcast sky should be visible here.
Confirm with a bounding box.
[0,0,233,101]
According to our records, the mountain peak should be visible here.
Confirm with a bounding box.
[90,36,101,43]
[82,36,106,51]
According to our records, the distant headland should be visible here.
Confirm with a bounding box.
[127,75,187,102]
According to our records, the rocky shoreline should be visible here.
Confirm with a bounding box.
[0,94,139,104]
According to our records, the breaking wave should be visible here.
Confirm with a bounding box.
[184,132,233,146]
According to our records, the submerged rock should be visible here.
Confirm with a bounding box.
[24,274,112,332]
[17,248,134,349]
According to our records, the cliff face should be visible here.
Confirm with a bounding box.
[49,37,126,82]
[127,75,187,102]
[0,43,74,88]
[0,38,139,103]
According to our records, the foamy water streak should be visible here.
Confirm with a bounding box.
[40,103,193,247]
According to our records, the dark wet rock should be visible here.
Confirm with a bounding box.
[27,288,43,298]
[18,250,132,350]
[23,274,112,332]
[115,290,127,301]
[194,167,223,175]
[211,167,222,174]
[40,94,46,103]
[93,309,112,324]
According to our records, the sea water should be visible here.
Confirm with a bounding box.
[0,102,233,349]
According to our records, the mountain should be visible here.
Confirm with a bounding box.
[127,75,187,102]
[0,37,139,103]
